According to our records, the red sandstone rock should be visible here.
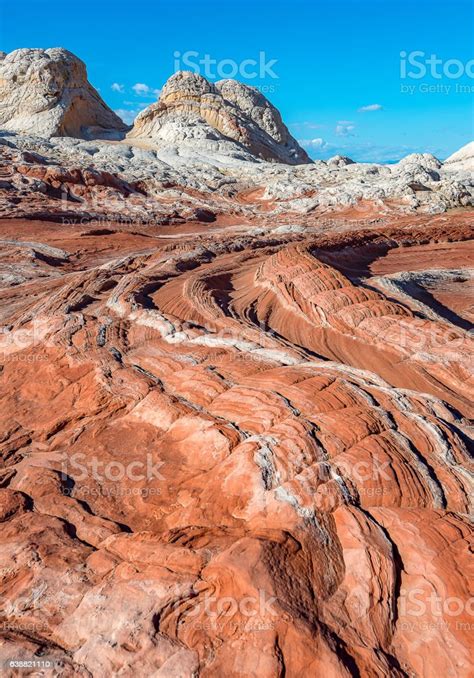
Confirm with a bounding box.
[0,202,473,678]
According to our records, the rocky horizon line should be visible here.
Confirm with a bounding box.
[1,46,472,168]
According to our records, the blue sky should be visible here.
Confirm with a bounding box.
[1,0,473,162]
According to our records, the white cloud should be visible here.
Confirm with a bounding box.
[131,83,161,99]
[335,122,356,136]
[298,138,331,150]
[308,138,328,148]
[358,103,383,112]
[111,82,124,93]
[132,83,150,95]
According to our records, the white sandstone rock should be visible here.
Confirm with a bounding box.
[128,70,311,165]
[0,48,128,139]
[444,141,474,171]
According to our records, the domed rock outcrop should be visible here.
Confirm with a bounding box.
[128,70,311,164]
[444,141,474,171]
[327,154,355,166]
[0,48,129,139]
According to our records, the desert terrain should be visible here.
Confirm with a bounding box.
[0,48,472,677]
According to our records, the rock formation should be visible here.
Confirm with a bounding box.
[327,154,355,166]
[128,70,311,164]
[0,48,129,139]
[0,48,473,678]
[1,130,472,222]
[444,141,474,171]
[0,211,472,677]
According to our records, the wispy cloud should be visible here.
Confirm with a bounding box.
[111,82,124,93]
[358,103,383,112]
[335,121,356,136]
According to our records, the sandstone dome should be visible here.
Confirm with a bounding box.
[444,141,474,171]
[397,152,442,169]
[0,48,128,139]
[128,70,311,165]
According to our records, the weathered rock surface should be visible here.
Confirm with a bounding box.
[128,71,311,164]
[0,211,472,677]
[1,131,473,224]
[0,48,473,678]
[0,48,129,139]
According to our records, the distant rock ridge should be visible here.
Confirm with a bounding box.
[0,48,129,139]
[127,70,311,165]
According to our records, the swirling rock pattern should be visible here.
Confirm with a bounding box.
[0,211,472,677]
[0,48,473,677]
